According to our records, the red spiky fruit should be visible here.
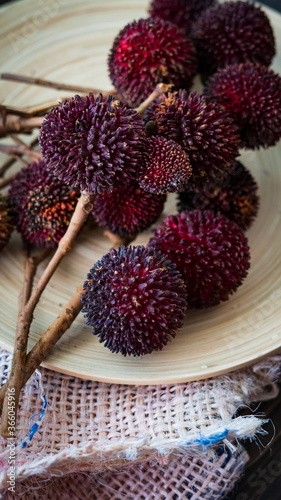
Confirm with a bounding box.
[139,137,192,194]
[192,1,275,76]
[0,195,13,251]
[149,0,217,34]
[177,161,259,231]
[81,245,187,356]
[148,210,250,308]
[92,184,166,236]
[108,18,198,107]
[8,160,79,248]
[39,93,145,193]
[145,90,240,185]
[205,62,281,149]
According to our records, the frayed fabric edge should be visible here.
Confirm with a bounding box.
[0,414,268,490]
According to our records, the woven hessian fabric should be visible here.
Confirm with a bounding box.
[0,347,280,498]
[1,447,248,499]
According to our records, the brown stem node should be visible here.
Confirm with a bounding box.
[134,83,172,115]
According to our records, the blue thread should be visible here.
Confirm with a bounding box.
[21,395,47,448]
[182,429,229,448]
[193,429,229,446]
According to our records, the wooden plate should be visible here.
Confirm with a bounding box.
[0,0,281,384]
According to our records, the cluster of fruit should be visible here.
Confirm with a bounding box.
[1,0,280,358]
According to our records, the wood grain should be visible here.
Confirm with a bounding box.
[0,0,281,384]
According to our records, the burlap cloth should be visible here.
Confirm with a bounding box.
[0,348,280,499]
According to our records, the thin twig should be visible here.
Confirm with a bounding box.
[1,102,60,118]
[24,286,84,383]
[0,285,83,419]
[0,156,15,177]
[1,94,116,120]
[10,192,94,369]
[25,190,95,314]
[21,100,64,116]
[0,144,42,162]
[1,73,117,97]
[104,230,136,249]
[1,286,84,415]
[0,247,51,437]
[0,105,30,118]
[135,83,172,114]
[0,137,39,177]
[10,134,31,147]
[0,191,94,433]
[0,115,44,138]
[0,173,16,190]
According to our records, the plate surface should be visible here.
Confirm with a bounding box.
[0,0,281,384]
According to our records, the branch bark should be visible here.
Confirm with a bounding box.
[1,73,117,96]
[0,115,44,138]
[0,137,39,177]
[0,192,94,437]
[0,156,16,178]
[0,286,83,418]
[19,191,94,330]
[0,173,16,190]
[0,248,51,437]
[0,143,42,162]
[135,83,172,114]
[103,230,136,249]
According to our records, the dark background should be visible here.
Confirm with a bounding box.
[264,0,281,10]
[253,0,281,9]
